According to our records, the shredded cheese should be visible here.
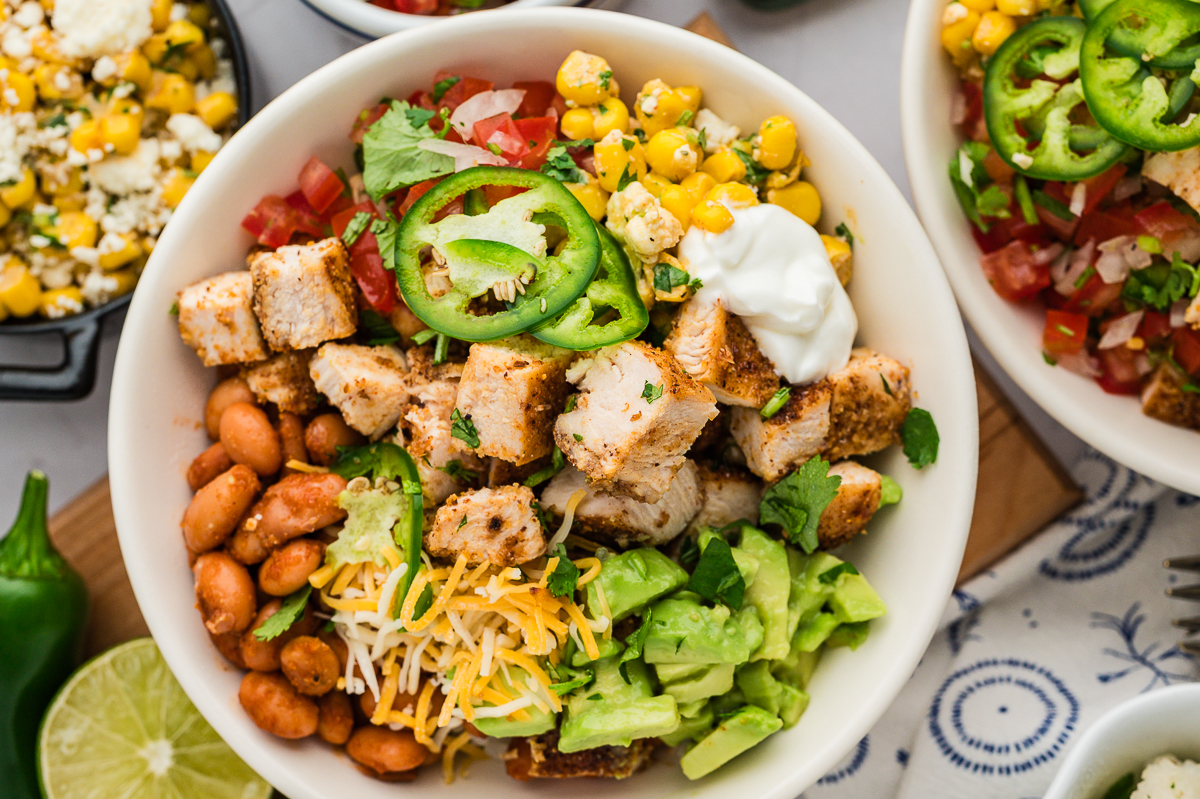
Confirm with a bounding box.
[548,489,587,549]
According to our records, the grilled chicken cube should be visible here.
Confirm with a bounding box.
[689,463,762,532]
[554,342,718,504]
[506,732,653,781]
[177,271,269,366]
[454,337,573,465]
[249,238,357,351]
[309,343,409,439]
[405,342,466,385]
[817,461,882,550]
[400,380,485,505]
[664,297,781,408]
[822,349,911,461]
[540,461,703,548]
[1142,363,1200,431]
[1143,147,1200,215]
[426,485,546,567]
[241,350,318,414]
[729,380,832,482]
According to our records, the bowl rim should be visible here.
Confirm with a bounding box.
[109,8,979,798]
[297,0,595,39]
[899,0,1200,494]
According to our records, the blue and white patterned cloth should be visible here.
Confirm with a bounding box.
[805,449,1200,799]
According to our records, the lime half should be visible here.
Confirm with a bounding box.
[38,638,271,799]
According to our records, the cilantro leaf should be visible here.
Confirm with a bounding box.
[404,106,437,129]
[948,142,1012,232]
[362,100,454,200]
[678,536,701,567]
[759,457,842,554]
[437,459,478,483]
[431,75,460,103]
[732,146,769,184]
[641,381,663,404]
[817,562,860,584]
[450,408,480,448]
[547,543,580,598]
[341,211,373,247]
[540,145,588,183]
[835,222,854,247]
[548,660,594,695]
[901,408,939,469]
[616,163,635,192]
[359,309,400,346]
[760,386,791,419]
[618,609,652,683]
[168,301,179,316]
[687,536,745,609]
[369,216,400,272]
[653,262,693,293]
[254,585,311,641]
[598,70,613,90]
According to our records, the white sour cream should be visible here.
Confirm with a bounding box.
[678,203,857,384]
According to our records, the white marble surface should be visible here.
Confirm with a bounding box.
[0,0,1087,523]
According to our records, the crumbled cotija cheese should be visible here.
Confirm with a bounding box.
[166,113,222,154]
[52,0,153,58]
[87,138,161,195]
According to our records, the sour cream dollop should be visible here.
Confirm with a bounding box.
[678,203,857,385]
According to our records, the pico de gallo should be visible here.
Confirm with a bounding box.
[943,0,1200,428]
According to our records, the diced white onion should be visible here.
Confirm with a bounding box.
[1055,351,1102,377]
[448,89,526,136]
[1172,297,1190,328]
[958,150,975,188]
[1165,229,1200,262]
[1095,235,1147,283]
[1054,240,1095,295]
[1098,310,1143,350]
[1030,242,1064,267]
[1069,183,1087,217]
[417,138,508,171]
[950,91,967,125]
[1095,250,1131,284]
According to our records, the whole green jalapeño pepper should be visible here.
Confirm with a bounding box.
[1080,0,1200,151]
[1079,0,1200,68]
[0,471,88,799]
[532,226,649,350]
[393,166,600,342]
[985,16,1129,180]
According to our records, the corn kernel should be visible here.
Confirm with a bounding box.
[189,43,217,80]
[39,286,84,319]
[110,97,145,127]
[0,168,36,209]
[565,180,609,222]
[756,116,798,171]
[594,133,647,193]
[996,0,1035,13]
[959,0,995,9]
[0,260,42,317]
[69,119,102,155]
[114,50,152,93]
[52,193,85,212]
[0,301,7,323]
[679,171,716,203]
[706,182,759,211]
[162,168,195,208]
[142,33,170,65]
[555,50,618,107]
[33,64,84,101]
[560,107,595,141]
[108,266,139,297]
[52,211,98,249]
[659,184,697,230]
[151,0,172,31]
[0,202,8,227]
[0,71,36,113]
[41,167,83,196]
[635,80,703,138]
[195,91,236,130]
[941,9,981,65]
[98,234,141,270]
[165,19,206,52]
[701,148,746,184]
[146,71,195,114]
[691,200,735,234]
[592,97,629,139]
[172,56,199,82]
[29,28,74,66]
[768,180,821,225]
[99,113,141,155]
[973,11,1016,54]
[191,150,216,172]
[187,3,211,27]
[645,128,701,181]
[821,234,852,285]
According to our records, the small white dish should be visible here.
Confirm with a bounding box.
[900,0,1200,494]
[299,0,624,39]
[1042,683,1200,799]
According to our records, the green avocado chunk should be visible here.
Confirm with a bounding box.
[795,612,840,653]
[771,643,821,689]
[829,573,887,623]
[735,660,783,716]
[680,705,783,780]
[654,662,708,683]
[556,655,679,753]
[662,663,736,705]
[642,593,764,665]
[777,683,810,728]
[586,548,689,623]
[470,667,558,738]
[661,702,715,747]
[826,620,871,650]
[785,550,842,640]
[699,528,759,587]
[739,526,790,660]
[568,636,623,667]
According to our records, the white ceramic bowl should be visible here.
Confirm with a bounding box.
[300,0,623,39]
[901,0,1200,494]
[109,9,978,799]
[1042,683,1200,799]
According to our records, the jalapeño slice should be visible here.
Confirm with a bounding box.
[1079,0,1200,69]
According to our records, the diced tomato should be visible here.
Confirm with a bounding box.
[393,0,437,13]
[1035,203,1079,242]
[514,116,558,170]
[395,178,440,217]
[281,192,323,237]
[297,156,345,215]
[982,149,1014,185]
[407,89,436,111]
[1073,209,1139,247]
[320,193,354,224]
[1077,163,1126,215]
[512,81,557,118]
[979,240,1052,301]
[1139,310,1172,344]
[1133,201,1195,240]
[473,114,530,160]
[1173,326,1200,375]
[960,81,983,134]
[330,201,378,239]
[434,71,493,112]
[349,250,398,313]
[972,219,1015,254]
[1043,309,1088,355]
[483,184,526,206]
[1062,271,1124,317]
[547,93,567,121]
[351,103,389,144]
[1095,346,1142,395]
[241,195,319,249]
[972,216,1054,254]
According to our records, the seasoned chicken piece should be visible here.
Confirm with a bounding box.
[487,455,550,488]
[1143,146,1200,215]
[540,461,703,548]
[729,380,832,482]
[177,271,269,366]
[1142,363,1200,430]
[821,349,911,461]
[454,337,573,465]
[605,178,684,266]
[426,485,546,567]
[506,731,653,781]
[689,463,762,532]
[817,461,882,550]
[309,343,408,439]
[249,238,357,351]
[555,342,718,503]
[404,342,466,386]
[399,380,485,505]
[664,297,781,407]
[241,350,317,414]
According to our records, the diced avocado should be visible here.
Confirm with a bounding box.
[655,662,708,684]
[663,663,735,705]
[879,474,902,507]
[680,705,783,780]
[471,667,558,737]
[708,687,746,718]
[795,612,840,653]
[829,573,887,623]
[700,528,759,587]
[777,683,810,728]
[772,644,821,689]
[739,526,790,660]
[586,548,689,623]
[557,655,679,753]
[569,636,623,667]
[826,620,871,650]
[677,698,709,718]
[661,702,715,747]
[327,487,411,570]
[643,595,763,665]
[785,550,840,640]
[735,660,782,716]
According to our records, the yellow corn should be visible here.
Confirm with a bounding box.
[142,33,170,65]
[99,113,142,155]
[690,200,734,234]
[768,180,821,225]
[162,168,195,208]
[172,57,199,82]
[34,64,84,101]
[0,168,36,209]
[112,50,152,92]
[995,0,1035,13]
[52,211,98,249]
[165,19,206,51]
[69,119,103,155]
[39,286,84,319]
[706,182,759,210]
[941,7,981,65]
[972,11,1016,54]
[192,150,216,173]
[635,80,702,138]
[658,184,697,230]
[821,234,852,285]
[52,192,85,213]
[680,171,716,203]
[187,2,211,27]
[146,71,195,114]
[756,116,798,170]
[0,302,7,323]
[565,180,609,222]
[555,50,618,107]
[195,91,237,130]
[30,28,74,66]
[700,148,746,184]
[41,167,83,197]
[189,43,217,80]
[0,260,43,317]
[592,97,629,138]
[645,128,701,181]
[0,71,36,113]
[98,234,141,270]
[107,266,139,297]
[639,172,673,199]
[959,0,994,9]
[594,134,647,193]
[0,202,9,227]
[150,0,172,31]
[110,96,145,126]
[560,107,595,141]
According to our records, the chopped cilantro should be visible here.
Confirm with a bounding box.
[760,386,791,419]
[678,536,701,567]
[1123,254,1200,311]
[676,110,694,127]
[321,619,336,633]
[616,163,635,192]
[573,433,583,442]
[618,609,653,683]
[949,142,1012,232]
[621,137,635,152]
[901,408,940,469]
[641,381,664,404]
[881,375,893,397]
[168,301,179,316]
[369,215,400,272]
[1031,189,1073,221]
[404,106,437,129]
[759,457,842,554]
[835,222,855,246]
[818,562,860,584]
[329,441,418,484]
[733,146,770,184]
[361,100,454,199]
[598,70,613,90]
[359,308,400,346]
[548,661,594,695]
[696,127,707,151]
[437,459,478,483]
[457,515,468,531]
[340,211,372,247]
[524,447,565,488]
[253,585,311,641]
[564,395,577,413]
[431,75,461,103]
[450,409,480,448]
[1074,265,1096,290]
[653,262,694,293]
[547,544,581,598]
[687,537,745,609]
[540,145,588,183]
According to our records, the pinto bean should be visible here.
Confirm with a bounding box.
[205,377,256,440]
[252,472,348,548]
[220,402,283,477]
[280,636,339,696]
[259,539,325,596]
[228,523,270,565]
[182,464,260,553]
[187,442,236,491]
[317,691,355,745]
[346,726,427,778]
[209,630,247,669]
[193,552,256,635]
[240,600,322,672]
[304,413,364,466]
[278,412,309,476]
[238,671,318,739]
